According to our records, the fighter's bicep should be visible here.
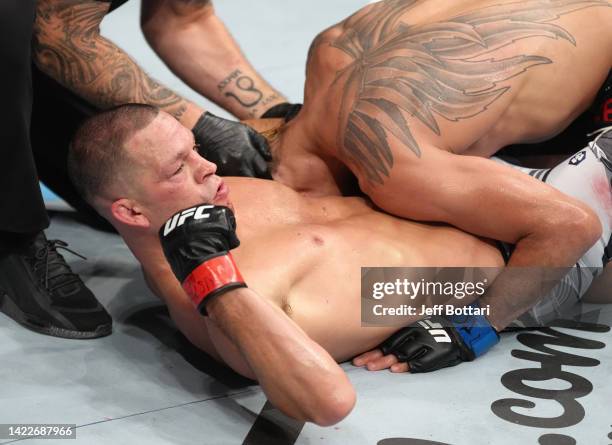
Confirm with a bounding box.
[363,146,568,244]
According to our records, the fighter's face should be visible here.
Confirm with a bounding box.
[125,113,231,232]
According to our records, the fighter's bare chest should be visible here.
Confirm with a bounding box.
[229,223,349,309]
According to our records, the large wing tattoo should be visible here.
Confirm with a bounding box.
[332,0,610,185]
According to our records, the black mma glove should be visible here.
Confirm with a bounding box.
[261,103,302,122]
[380,303,500,373]
[193,112,272,178]
[159,204,246,315]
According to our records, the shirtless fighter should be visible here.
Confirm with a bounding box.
[67,104,612,425]
[228,0,612,370]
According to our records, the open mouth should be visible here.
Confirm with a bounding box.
[214,180,229,201]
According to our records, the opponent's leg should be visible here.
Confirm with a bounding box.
[31,66,114,232]
[583,263,612,303]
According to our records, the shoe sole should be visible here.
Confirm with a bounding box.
[0,290,112,340]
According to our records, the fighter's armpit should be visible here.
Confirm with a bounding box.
[332,0,611,187]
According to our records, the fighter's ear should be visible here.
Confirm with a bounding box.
[110,198,151,229]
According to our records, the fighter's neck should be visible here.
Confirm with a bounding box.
[268,114,356,197]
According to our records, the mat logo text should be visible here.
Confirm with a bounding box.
[492,319,610,443]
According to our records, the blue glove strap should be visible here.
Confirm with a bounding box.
[447,303,500,358]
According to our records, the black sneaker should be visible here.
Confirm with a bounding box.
[0,231,112,339]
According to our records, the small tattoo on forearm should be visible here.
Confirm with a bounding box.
[224,75,263,108]
[247,93,282,118]
[217,69,242,92]
[261,93,282,108]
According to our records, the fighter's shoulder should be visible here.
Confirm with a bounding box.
[306,23,344,64]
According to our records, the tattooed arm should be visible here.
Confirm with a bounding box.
[32,0,203,128]
[141,0,286,119]
[367,147,601,329]
[33,0,274,178]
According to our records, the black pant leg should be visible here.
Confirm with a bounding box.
[0,0,48,234]
[31,67,114,232]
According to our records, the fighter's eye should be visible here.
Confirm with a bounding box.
[173,164,184,176]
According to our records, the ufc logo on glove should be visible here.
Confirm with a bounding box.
[418,319,452,343]
[159,204,245,316]
[162,205,213,236]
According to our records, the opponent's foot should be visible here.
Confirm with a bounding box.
[0,231,112,339]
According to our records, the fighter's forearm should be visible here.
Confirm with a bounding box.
[141,265,224,362]
[32,0,202,128]
[141,1,286,119]
[364,149,603,331]
[481,228,594,330]
[207,289,355,426]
